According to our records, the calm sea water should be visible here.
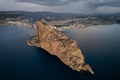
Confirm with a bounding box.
[0,24,120,80]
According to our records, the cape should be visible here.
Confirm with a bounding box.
[27,20,94,74]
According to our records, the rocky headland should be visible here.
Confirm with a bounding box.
[27,20,94,74]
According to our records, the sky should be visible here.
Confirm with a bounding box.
[0,0,120,14]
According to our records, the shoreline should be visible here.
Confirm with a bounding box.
[0,23,35,28]
[56,23,120,31]
[0,23,119,31]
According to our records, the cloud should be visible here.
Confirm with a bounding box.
[97,6,120,14]
[84,0,120,13]
[0,0,120,14]
[0,0,18,11]
[16,0,83,6]
[16,0,120,8]
[0,0,51,11]
[86,0,120,8]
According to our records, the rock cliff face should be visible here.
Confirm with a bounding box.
[27,20,94,74]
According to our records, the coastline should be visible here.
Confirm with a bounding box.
[0,23,36,28]
[56,23,120,31]
[0,22,119,31]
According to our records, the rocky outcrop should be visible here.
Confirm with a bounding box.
[27,20,94,74]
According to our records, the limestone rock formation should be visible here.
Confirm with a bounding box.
[27,20,94,74]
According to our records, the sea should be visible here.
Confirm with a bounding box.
[0,24,120,80]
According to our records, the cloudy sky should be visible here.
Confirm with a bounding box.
[0,0,120,14]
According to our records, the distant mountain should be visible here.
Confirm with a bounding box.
[0,11,120,21]
[0,11,83,21]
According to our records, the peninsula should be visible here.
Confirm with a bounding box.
[27,20,94,74]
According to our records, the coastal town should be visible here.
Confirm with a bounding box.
[0,11,120,30]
